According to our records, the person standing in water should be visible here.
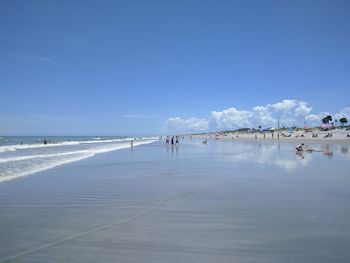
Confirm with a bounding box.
[171,136,174,145]
[130,140,133,147]
[175,136,179,145]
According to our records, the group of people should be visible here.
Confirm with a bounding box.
[166,136,179,146]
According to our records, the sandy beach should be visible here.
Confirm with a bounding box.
[193,127,350,144]
[0,139,350,262]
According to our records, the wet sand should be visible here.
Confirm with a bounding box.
[1,140,350,262]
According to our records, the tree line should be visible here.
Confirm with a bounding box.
[321,115,348,126]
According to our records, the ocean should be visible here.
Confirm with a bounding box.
[0,136,158,182]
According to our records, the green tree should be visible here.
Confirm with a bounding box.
[339,117,348,126]
[322,115,332,124]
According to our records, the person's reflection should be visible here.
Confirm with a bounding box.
[130,144,134,157]
[166,143,170,158]
[171,145,174,158]
[176,145,179,159]
[322,144,333,158]
[340,145,348,154]
[296,150,304,159]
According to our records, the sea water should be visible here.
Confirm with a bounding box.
[0,139,349,262]
[0,136,157,182]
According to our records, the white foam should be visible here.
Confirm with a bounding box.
[0,150,91,163]
[0,152,94,183]
[0,138,135,153]
[0,139,157,183]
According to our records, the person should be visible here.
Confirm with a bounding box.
[165,136,169,144]
[175,136,179,145]
[295,143,304,152]
[171,136,174,145]
[130,140,133,147]
[43,138,48,145]
[263,133,266,139]
[277,133,280,139]
[203,140,207,145]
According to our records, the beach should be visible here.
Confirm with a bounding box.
[1,139,350,262]
[194,127,350,144]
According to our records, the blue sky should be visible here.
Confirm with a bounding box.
[1,0,349,135]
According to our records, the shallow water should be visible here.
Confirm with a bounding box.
[0,139,349,262]
[0,136,157,182]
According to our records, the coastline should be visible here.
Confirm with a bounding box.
[192,127,350,144]
[0,137,157,183]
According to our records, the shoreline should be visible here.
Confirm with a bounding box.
[193,135,350,144]
[192,128,350,144]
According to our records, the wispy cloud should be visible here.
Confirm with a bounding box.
[9,54,56,64]
[165,99,350,133]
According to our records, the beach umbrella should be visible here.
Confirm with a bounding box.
[321,124,332,130]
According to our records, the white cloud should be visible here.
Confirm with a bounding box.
[165,99,350,133]
[295,101,312,117]
[209,108,252,130]
[165,117,208,133]
[305,114,320,122]
[334,107,350,121]
[269,99,297,111]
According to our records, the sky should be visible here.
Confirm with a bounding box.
[1,0,350,135]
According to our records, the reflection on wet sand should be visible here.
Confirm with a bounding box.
[166,145,179,160]
[1,139,350,263]
[208,140,349,172]
[321,144,333,158]
[341,145,348,154]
